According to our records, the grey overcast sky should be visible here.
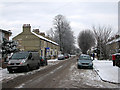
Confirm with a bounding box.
[0,0,119,47]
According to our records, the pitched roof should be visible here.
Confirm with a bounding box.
[107,37,120,45]
[0,29,12,34]
[31,32,59,46]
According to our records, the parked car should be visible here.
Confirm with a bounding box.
[77,54,93,69]
[58,54,65,60]
[7,51,40,73]
[40,56,48,66]
[64,54,69,59]
[112,53,120,67]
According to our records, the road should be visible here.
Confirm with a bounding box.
[2,56,118,89]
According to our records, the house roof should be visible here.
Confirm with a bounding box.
[113,53,120,55]
[107,37,120,45]
[31,32,59,46]
[0,29,12,34]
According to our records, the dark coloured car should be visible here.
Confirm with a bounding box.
[40,56,48,66]
[112,53,120,67]
[77,54,93,69]
[64,54,69,59]
[7,51,40,73]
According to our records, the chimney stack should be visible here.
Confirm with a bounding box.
[33,29,40,34]
[40,32,45,37]
[23,24,31,33]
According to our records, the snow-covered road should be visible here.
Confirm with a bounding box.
[0,59,60,82]
[58,63,118,88]
[1,57,119,88]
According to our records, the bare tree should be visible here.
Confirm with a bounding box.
[78,30,95,54]
[53,14,66,51]
[46,28,55,40]
[52,14,75,54]
[92,25,112,59]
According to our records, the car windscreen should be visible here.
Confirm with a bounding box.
[11,52,29,60]
[79,55,91,60]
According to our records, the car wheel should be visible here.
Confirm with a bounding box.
[77,65,80,69]
[25,65,29,72]
[9,70,13,73]
[44,62,45,66]
[91,66,93,69]
[36,63,40,69]
[46,61,48,65]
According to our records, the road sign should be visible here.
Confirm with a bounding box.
[46,47,50,49]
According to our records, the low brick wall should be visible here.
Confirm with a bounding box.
[0,59,7,68]
[2,62,7,68]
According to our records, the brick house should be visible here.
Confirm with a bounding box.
[107,35,120,55]
[13,24,60,58]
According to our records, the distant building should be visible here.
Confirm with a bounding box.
[0,29,12,44]
[0,29,12,54]
[109,2,120,53]
[0,29,12,67]
[13,24,60,57]
[107,35,120,54]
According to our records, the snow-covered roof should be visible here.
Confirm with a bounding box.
[107,37,120,45]
[31,32,59,46]
[113,53,120,55]
[0,29,12,34]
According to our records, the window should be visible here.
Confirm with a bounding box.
[51,51,52,55]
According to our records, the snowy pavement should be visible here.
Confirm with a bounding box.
[93,60,120,84]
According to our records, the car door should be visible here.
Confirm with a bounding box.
[28,53,34,68]
[31,53,37,68]
[34,53,40,66]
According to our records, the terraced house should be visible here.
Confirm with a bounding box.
[13,24,60,58]
[107,34,120,55]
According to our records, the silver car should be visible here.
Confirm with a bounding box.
[77,54,93,69]
[58,54,65,60]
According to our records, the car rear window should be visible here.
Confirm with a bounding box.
[58,55,63,57]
